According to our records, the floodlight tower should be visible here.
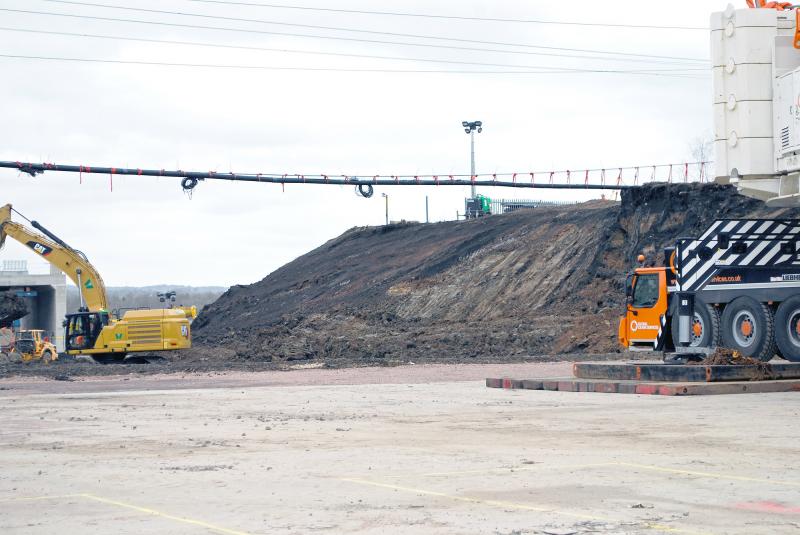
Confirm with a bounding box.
[462,120,483,199]
[381,192,389,226]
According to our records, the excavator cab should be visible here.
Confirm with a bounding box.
[65,311,109,352]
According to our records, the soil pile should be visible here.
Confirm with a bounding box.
[689,347,775,380]
[0,292,27,327]
[191,182,800,367]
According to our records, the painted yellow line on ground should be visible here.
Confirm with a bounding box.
[340,477,712,535]
[376,462,618,479]
[617,462,800,488]
[1,493,252,535]
[0,493,82,503]
[79,494,252,535]
[341,477,583,516]
[374,460,800,490]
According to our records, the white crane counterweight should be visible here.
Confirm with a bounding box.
[713,4,800,206]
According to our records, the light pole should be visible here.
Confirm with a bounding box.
[462,120,483,199]
[382,192,389,226]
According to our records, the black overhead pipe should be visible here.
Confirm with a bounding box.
[0,160,637,197]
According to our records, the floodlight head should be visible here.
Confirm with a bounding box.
[464,128,470,133]
[475,121,482,127]
[461,121,469,127]
[477,127,482,133]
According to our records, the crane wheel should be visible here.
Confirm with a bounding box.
[773,295,800,362]
[671,299,719,350]
[720,297,776,362]
[41,350,54,364]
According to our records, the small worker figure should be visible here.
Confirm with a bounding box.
[70,316,88,349]
[89,315,100,337]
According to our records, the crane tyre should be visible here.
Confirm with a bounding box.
[41,350,54,363]
[773,295,800,362]
[670,299,719,350]
[720,297,775,362]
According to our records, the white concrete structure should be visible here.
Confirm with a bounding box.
[712,5,800,205]
[0,260,67,351]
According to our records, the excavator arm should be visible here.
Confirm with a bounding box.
[0,204,109,311]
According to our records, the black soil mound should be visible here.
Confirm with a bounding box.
[0,291,28,327]
[190,182,800,368]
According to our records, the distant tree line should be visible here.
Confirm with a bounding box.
[67,286,226,314]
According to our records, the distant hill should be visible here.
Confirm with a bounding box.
[67,285,226,313]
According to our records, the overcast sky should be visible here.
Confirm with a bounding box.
[0,0,720,288]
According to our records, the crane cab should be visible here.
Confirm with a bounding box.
[618,268,670,350]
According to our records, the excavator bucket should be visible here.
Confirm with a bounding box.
[0,204,11,249]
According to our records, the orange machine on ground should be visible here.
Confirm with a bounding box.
[620,219,800,362]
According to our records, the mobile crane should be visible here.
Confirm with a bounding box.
[0,204,195,361]
[619,2,800,362]
[618,222,800,362]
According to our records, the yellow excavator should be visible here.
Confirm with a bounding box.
[0,204,195,362]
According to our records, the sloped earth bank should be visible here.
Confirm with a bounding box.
[188,182,800,368]
[0,291,28,327]
[5,182,800,378]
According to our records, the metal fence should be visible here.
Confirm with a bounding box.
[0,260,55,275]
[489,198,577,215]
[1,259,27,272]
[464,198,577,219]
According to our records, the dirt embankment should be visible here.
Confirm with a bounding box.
[192,200,619,366]
[0,292,27,328]
[5,182,797,379]
[186,182,800,369]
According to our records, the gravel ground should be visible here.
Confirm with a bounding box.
[0,351,622,380]
[2,360,798,534]
[0,361,575,395]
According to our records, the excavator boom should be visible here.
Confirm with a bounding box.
[0,203,109,311]
[0,204,9,250]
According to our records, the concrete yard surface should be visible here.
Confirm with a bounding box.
[0,362,799,534]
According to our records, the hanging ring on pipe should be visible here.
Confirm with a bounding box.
[356,184,374,198]
[181,177,199,191]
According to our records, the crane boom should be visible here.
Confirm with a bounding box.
[0,204,108,311]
